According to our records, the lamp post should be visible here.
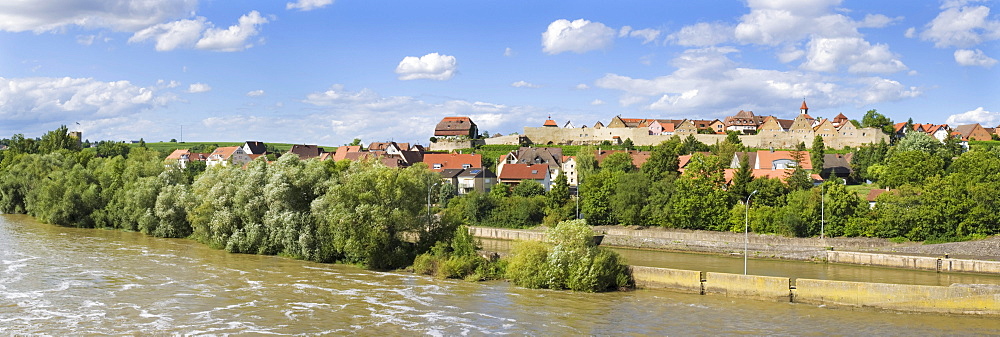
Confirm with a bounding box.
[745,189,758,275]
[427,182,439,227]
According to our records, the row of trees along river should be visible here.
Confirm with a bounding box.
[1,126,999,289]
[0,126,628,292]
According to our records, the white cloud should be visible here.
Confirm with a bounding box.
[575,83,590,90]
[129,11,269,52]
[542,19,616,54]
[504,47,515,57]
[194,11,269,52]
[130,17,207,51]
[800,37,907,73]
[187,83,211,93]
[0,0,197,33]
[76,35,96,45]
[946,107,1000,125]
[731,0,907,74]
[286,0,334,11]
[920,3,1000,48]
[904,27,917,38]
[593,47,920,115]
[590,99,605,105]
[511,80,540,88]
[858,14,898,28]
[954,49,998,67]
[0,77,175,124]
[667,22,733,46]
[247,89,265,97]
[395,53,457,81]
[620,26,661,44]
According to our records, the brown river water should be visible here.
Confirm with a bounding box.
[3,214,1000,336]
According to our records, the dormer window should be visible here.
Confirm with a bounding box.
[433,164,442,169]
[462,164,471,169]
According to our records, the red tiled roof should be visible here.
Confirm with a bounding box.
[333,145,362,161]
[166,149,190,160]
[754,150,812,170]
[543,119,558,126]
[499,163,548,180]
[800,100,809,110]
[210,146,241,160]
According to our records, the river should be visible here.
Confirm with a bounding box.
[3,214,1000,335]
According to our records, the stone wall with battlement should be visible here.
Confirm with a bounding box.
[510,126,889,149]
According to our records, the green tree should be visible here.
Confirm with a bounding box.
[786,142,813,191]
[611,172,649,226]
[861,109,894,135]
[512,180,546,197]
[729,153,754,201]
[95,141,131,158]
[642,140,679,181]
[621,138,635,150]
[878,150,944,188]
[680,134,709,155]
[599,152,635,173]
[37,125,82,153]
[811,135,825,174]
[668,154,732,230]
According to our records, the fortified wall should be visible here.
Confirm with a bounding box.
[512,126,888,150]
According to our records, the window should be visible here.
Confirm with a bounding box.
[462,164,472,169]
[433,164,442,169]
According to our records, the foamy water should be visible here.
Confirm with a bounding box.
[2,214,1000,336]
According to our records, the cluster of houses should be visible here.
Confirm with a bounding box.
[463,101,998,150]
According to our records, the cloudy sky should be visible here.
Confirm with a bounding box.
[1,0,998,145]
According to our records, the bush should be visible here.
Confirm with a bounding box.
[504,219,632,292]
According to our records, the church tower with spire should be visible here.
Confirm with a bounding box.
[800,100,809,115]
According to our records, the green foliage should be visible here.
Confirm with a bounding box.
[811,135,825,174]
[621,138,634,150]
[512,180,545,197]
[600,151,636,173]
[877,150,944,188]
[505,220,631,292]
[861,109,894,135]
[642,140,680,181]
[680,134,709,154]
[850,140,889,183]
[38,125,82,153]
[95,141,131,158]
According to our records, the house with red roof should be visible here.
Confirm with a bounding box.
[206,146,253,167]
[435,116,479,138]
[497,163,551,190]
[165,149,208,169]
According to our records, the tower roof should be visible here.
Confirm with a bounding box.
[800,100,809,110]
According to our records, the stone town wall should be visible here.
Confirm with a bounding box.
[514,126,889,149]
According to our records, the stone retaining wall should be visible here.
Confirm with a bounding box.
[631,266,1000,316]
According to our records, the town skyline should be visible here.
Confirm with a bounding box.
[1,0,998,145]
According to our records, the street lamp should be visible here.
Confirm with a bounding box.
[745,189,758,275]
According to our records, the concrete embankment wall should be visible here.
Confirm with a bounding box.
[631,266,1000,316]
[469,227,546,242]
[827,251,1000,275]
[630,266,703,294]
[794,279,1000,315]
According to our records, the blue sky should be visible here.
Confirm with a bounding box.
[1,0,998,146]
